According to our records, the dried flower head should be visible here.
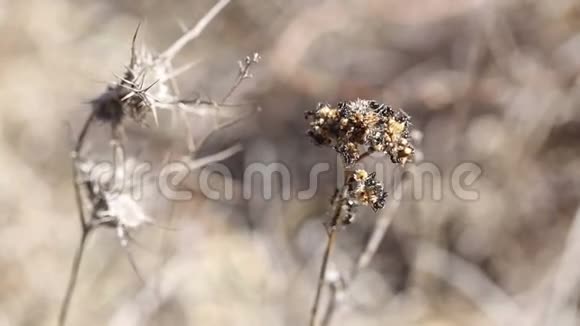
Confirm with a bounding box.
[92,70,155,127]
[329,169,388,226]
[347,169,387,211]
[90,25,159,130]
[305,99,415,166]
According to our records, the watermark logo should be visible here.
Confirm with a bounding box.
[84,148,483,202]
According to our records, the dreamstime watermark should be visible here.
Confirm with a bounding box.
[85,151,483,202]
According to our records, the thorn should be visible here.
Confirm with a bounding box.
[150,103,159,127]
[130,22,142,68]
[121,91,136,102]
[142,79,159,93]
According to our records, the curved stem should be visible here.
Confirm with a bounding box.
[71,111,96,230]
[75,111,95,155]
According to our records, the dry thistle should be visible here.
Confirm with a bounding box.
[87,0,258,152]
[306,99,415,326]
[59,1,263,325]
[87,23,159,141]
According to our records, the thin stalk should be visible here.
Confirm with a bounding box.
[75,111,95,155]
[71,110,95,229]
[310,228,337,326]
[195,107,257,151]
[309,153,371,326]
[59,111,96,325]
[309,182,349,326]
[158,0,231,62]
[318,168,412,326]
[221,53,260,104]
[320,283,339,326]
[58,229,91,326]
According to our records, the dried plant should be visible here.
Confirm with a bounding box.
[58,1,261,325]
[318,130,423,326]
[305,99,415,166]
[305,99,416,326]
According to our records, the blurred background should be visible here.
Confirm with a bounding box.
[1,0,580,325]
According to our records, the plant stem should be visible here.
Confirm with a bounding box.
[320,283,339,326]
[158,0,231,62]
[309,182,349,326]
[309,226,337,326]
[317,167,412,326]
[309,153,373,326]
[71,111,95,230]
[75,111,95,155]
[58,230,91,326]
